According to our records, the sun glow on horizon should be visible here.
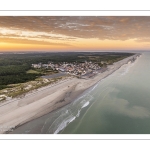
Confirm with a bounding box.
[0,16,150,52]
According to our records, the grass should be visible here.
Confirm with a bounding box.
[0,95,6,101]
[0,75,69,100]
[27,69,59,76]
[26,69,40,74]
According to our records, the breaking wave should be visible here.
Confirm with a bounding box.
[119,61,135,76]
[47,91,94,134]
[82,101,90,108]
[120,55,141,76]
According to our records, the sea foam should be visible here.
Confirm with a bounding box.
[48,93,94,134]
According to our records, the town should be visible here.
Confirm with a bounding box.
[31,61,106,78]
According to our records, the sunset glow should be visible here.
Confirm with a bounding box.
[0,16,150,51]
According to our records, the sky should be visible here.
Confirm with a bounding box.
[0,16,150,52]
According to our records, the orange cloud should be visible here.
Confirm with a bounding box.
[0,16,150,51]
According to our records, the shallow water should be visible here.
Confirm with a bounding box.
[11,52,150,134]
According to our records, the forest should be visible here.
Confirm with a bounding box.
[0,52,134,90]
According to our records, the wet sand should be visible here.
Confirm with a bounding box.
[0,54,139,133]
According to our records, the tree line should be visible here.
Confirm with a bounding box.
[0,52,134,90]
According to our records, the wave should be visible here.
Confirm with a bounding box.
[43,66,108,134]
[120,61,135,76]
[90,83,98,91]
[82,101,90,108]
[47,93,94,134]
[121,55,141,76]
[54,115,76,134]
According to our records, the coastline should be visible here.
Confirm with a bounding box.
[0,54,140,133]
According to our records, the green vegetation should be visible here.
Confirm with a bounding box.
[0,76,66,99]
[0,52,134,90]
[77,53,133,66]
[26,69,40,74]
[31,68,58,75]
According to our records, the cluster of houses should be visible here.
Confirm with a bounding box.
[32,61,101,76]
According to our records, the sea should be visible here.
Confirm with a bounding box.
[11,52,150,134]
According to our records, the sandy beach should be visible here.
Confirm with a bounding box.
[0,54,140,133]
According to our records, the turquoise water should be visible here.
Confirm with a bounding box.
[11,52,150,134]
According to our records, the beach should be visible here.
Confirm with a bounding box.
[0,54,140,133]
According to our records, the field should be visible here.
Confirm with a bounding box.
[26,69,40,74]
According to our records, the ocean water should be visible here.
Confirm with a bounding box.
[11,52,150,134]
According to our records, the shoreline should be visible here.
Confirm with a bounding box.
[0,54,140,133]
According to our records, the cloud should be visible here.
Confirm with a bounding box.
[0,37,72,47]
[135,38,150,43]
[37,35,77,41]
[119,17,129,23]
[0,32,76,41]
[1,16,150,42]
